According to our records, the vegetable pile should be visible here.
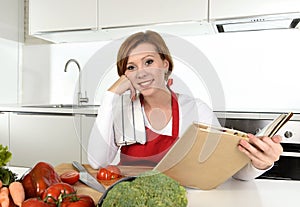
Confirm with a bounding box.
[21,162,95,207]
[0,144,23,207]
[101,171,188,207]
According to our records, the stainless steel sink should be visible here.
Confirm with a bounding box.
[22,104,100,108]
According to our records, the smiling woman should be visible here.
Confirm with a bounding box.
[87,30,283,184]
[87,30,220,168]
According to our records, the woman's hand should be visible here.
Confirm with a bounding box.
[238,134,283,170]
[108,75,136,100]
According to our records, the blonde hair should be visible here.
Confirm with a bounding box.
[117,30,173,80]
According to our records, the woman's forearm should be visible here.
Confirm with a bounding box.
[87,91,119,169]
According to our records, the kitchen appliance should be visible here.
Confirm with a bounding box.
[213,12,300,33]
[218,113,300,180]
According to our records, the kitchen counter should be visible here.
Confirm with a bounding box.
[0,104,99,115]
[2,104,300,119]
[7,165,300,207]
[187,178,300,207]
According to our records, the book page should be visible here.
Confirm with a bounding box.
[255,112,293,137]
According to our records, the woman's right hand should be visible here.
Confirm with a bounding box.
[108,75,136,100]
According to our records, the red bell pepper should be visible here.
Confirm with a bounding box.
[21,162,61,198]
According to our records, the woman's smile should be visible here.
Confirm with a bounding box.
[138,79,154,88]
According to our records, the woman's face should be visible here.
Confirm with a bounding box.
[124,43,169,96]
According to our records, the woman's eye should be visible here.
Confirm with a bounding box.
[127,65,135,71]
[145,59,153,66]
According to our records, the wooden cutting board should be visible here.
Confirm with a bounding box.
[55,163,153,204]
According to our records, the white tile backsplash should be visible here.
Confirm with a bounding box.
[22,29,300,112]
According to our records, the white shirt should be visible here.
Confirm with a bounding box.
[88,91,269,180]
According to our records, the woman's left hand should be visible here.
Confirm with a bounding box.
[238,134,283,170]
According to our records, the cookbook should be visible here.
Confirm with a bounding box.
[154,112,293,190]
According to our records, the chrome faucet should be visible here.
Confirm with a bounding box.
[64,59,89,105]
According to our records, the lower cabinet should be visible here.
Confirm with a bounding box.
[0,112,9,148]
[9,112,81,167]
[81,115,96,164]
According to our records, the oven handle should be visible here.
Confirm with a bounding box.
[281,151,300,157]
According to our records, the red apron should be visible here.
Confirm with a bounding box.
[119,91,179,166]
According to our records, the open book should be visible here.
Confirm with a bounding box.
[154,112,293,190]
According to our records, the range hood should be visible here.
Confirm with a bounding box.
[213,12,300,33]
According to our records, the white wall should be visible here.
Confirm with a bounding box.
[0,38,19,104]
[22,29,300,113]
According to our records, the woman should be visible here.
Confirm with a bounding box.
[88,30,283,180]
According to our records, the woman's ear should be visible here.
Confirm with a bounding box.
[163,59,169,69]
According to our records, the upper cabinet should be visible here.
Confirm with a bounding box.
[210,0,300,20]
[99,0,207,28]
[28,0,97,34]
[27,0,209,42]
[0,0,23,42]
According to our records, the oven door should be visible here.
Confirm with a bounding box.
[219,116,300,180]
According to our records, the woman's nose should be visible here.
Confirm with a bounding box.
[136,67,147,79]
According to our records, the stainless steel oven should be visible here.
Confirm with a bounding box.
[217,112,300,180]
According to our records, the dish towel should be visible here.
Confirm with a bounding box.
[113,94,146,146]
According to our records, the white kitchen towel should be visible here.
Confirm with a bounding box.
[113,94,146,146]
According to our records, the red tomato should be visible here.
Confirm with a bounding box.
[41,182,75,204]
[60,170,80,185]
[97,168,112,180]
[106,165,121,179]
[60,195,95,207]
[22,198,56,207]
[97,165,121,180]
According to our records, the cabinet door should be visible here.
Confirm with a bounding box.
[99,0,208,28]
[0,112,9,148]
[29,0,97,34]
[210,0,300,20]
[10,113,81,167]
[0,0,23,41]
[81,115,96,164]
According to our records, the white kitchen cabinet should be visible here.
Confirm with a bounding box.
[99,0,208,28]
[0,112,10,148]
[28,0,97,35]
[210,0,300,20]
[81,115,96,164]
[81,114,120,165]
[9,112,81,167]
[0,0,23,41]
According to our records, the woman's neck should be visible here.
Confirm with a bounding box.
[143,88,172,130]
[143,88,171,109]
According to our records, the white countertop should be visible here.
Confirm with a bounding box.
[187,178,300,207]
[7,166,300,207]
[0,104,99,115]
[2,104,300,119]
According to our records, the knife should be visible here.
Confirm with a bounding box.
[72,161,106,193]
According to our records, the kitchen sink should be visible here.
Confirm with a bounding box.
[22,104,100,108]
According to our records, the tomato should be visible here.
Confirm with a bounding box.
[21,162,61,198]
[60,195,95,207]
[97,168,111,180]
[60,170,80,185]
[41,182,75,204]
[22,198,56,207]
[96,165,121,180]
[106,165,121,179]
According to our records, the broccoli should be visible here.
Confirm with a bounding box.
[101,171,188,207]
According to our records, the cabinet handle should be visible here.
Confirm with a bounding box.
[13,112,74,116]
